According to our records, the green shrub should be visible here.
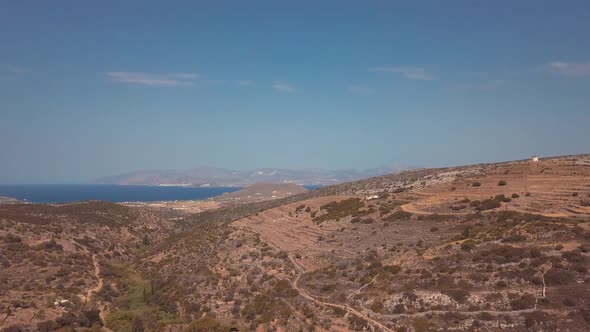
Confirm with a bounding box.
[495,280,507,288]
[545,268,575,285]
[443,289,470,304]
[524,311,546,328]
[459,197,471,203]
[183,317,227,332]
[562,250,585,263]
[350,217,362,223]
[412,318,431,332]
[563,298,576,307]
[469,200,481,207]
[383,211,412,222]
[477,198,502,211]
[361,217,375,224]
[461,240,476,251]
[510,294,535,310]
[370,300,384,313]
[313,198,369,223]
[502,234,526,243]
[383,265,402,274]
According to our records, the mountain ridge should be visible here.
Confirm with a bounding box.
[95,165,412,187]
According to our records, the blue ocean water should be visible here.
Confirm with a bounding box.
[0,184,241,203]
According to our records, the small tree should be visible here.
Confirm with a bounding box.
[132,318,145,332]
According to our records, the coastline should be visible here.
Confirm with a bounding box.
[0,195,22,204]
[0,184,240,204]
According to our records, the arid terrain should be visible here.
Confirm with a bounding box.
[0,197,21,205]
[211,183,308,203]
[122,183,308,214]
[123,200,222,214]
[1,155,590,331]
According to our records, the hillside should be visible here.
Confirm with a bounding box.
[212,182,308,203]
[1,154,589,331]
[135,154,590,331]
[0,202,187,331]
[0,197,20,205]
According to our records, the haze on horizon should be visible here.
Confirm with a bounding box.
[1,1,589,184]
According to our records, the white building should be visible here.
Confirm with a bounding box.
[532,156,539,162]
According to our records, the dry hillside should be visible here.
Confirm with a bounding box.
[1,154,590,331]
[212,183,308,203]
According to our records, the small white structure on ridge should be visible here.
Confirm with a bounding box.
[532,156,539,162]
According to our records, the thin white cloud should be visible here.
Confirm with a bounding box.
[0,65,29,80]
[173,73,199,79]
[6,65,30,74]
[545,61,590,77]
[273,81,296,93]
[444,79,506,93]
[106,72,198,86]
[348,84,374,95]
[369,66,435,80]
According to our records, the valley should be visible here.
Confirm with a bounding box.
[1,154,589,331]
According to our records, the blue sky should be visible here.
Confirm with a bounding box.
[1,0,589,183]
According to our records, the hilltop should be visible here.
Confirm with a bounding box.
[1,154,589,331]
[212,182,308,203]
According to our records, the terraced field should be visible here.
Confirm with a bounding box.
[1,154,589,331]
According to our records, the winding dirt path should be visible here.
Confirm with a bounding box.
[235,225,393,331]
[347,274,379,301]
[238,225,568,330]
[287,253,393,332]
[82,255,104,301]
[79,254,112,332]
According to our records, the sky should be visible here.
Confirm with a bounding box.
[1,0,589,184]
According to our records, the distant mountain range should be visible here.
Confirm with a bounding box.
[95,165,412,187]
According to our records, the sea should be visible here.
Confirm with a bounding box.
[0,184,241,204]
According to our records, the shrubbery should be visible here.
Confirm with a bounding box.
[510,294,535,310]
[545,268,575,285]
[382,211,412,222]
[313,198,369,223]
[443,289,470,304]
[461,240,476,251]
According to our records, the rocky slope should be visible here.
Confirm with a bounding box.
[136,154,590,331]
[1,154,590,331]
[212,182,308,203]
